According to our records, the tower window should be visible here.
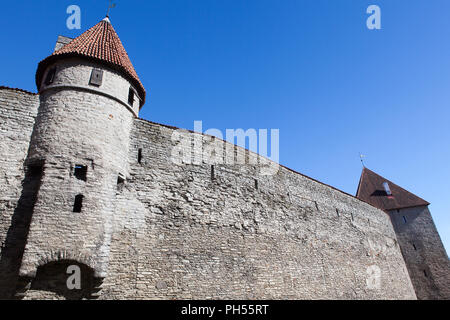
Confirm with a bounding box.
[128,87,135,106]
[73,194,84,213]
[74,165,87,181]
[402,216,407,224]
[423,270,428,278]
[412,243,417,251]
[117,174,125,191]
[45,67,57,85]
[336,208,340,217]
[254,179,258,190]
[138,148,143,164]
[211,165,215,180]
[89,68,103,86]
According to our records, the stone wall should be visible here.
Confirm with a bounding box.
[389,206,450,299]
[96,119,417,299]
[0,89,420,299]
[0,87,39,298]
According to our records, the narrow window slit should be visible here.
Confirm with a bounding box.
[138,148,143,164]
[117,174,125,191]
[336,208,340,217]
[128,87,135,106]
[423,270,428,277]
[412,243,417,251]
[45,67,56,85]
[254,179,258,190]
[211,165,215,180]
[402,216,407,224]
[73,194,84,213]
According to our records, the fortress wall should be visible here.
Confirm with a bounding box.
[0,88,39,254]
[0,88,39,297]
[389,207,450,299]
[99,119,417,299]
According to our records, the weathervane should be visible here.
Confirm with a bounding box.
[106,0,116,17]
[359,153,366,167]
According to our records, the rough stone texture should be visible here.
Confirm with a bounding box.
[1,52,446,299]
[0,88,39,242]
[389,207,450,299]
[0,88,39,297]
[95,120,417,300]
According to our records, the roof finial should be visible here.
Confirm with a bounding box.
[359,153,366,168]
[106,0,116,18]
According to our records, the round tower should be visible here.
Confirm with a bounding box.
[19,17,146,284]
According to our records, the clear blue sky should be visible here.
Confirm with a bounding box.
[0,0,449,254]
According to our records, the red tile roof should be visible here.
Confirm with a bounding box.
[36,17,146,107]
[356,167,429,211]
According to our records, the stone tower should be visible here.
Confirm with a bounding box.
[356,168,450,299]
[16,17,146,297]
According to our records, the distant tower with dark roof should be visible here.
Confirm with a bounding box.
[16,17,146,298]
[356,168,450,299]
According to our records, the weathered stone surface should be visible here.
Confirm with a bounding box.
[1,43,447,299]
[0,88,39,298]
[91,119,416,300]
[0,84,419,299]
[389,207,450,299]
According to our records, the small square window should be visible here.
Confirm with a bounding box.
[74,165,87,181]
[45,67,57,85]
[89,69,103,86]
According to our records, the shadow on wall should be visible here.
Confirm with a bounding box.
[0,163,43,299]
[0,163,100,300]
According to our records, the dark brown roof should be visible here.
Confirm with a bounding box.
[356,167,429,211]
[35,17,146,107]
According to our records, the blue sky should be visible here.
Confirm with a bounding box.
[0,0,449,254]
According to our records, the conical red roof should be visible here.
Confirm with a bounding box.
[356,167,429,211]
[36,17,146,106]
